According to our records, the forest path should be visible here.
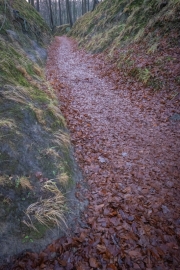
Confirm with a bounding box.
[45,36,180,269]
[7,36,179,269]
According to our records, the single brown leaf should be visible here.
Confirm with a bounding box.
[97,244,106,253]
[128,249,141,258]
[89,257,98,268]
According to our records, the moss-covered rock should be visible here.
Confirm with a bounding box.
[53,24,71,36]
[0,0,80,263]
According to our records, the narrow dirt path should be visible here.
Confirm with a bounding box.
[6,37,180,270]
[45,37,180,269]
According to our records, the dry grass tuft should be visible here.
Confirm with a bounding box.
[3,85,31,104]
[43,83,57,100]
[43,180,60,194]
[24,193,67,229]
[33,107,46,125]
[0,119,17,129]
[54,131,70,149]
[0,175,8,186]
[19,176,33,190]
[16,66,37,86]
[16,66,42,88]
[43,147,59,158]
[16,66,28,77]
[57,172,69,187]
[48,103,66,126]
[33,65,43,77]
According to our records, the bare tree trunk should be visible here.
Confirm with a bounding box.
[66,0,73,27]
[92,0,99,11]
[73,0,76,23]
[45,0,50,26]
[85,0,87,13]
[31,0,35,7]
[62,0,65,24]
[58,0,62,25]
[54,0,58,25]
[48,0,54,29]
[36,0,40,12]
[82,0,84,15]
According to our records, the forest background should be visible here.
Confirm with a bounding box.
[27,0,102,28]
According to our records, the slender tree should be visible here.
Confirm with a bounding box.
[92,0,99,11]
[31,0,35,7]
[36,0,40,12]
[58,0,62,25]
[82,0,84,15]
[72,0,76,23]
[54,0,58,25]
[66,0,73,27]
[82,0,87,15]
[48,0,54,29]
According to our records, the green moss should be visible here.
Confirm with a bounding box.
[31,88,50,103]
[27,222,48,239]
[0,42,27,86]
[25,63,35,76]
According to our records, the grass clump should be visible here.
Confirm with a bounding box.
[43,180,60,194]
[19,176,33,190]
[24,192,67,230]
[57,172,69,187]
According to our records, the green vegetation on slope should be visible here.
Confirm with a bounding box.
[0,0,76,261]
[70,0,180,91]
[70,0,180,51]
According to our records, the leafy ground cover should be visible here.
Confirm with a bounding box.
[2,36,179,270]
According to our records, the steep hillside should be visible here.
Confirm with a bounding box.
[70,0,180,93]
[0,0,80,262]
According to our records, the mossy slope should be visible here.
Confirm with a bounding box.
[70,0,180,52]
[69,0,180,91]
[0,0,78,262]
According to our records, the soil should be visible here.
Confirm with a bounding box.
[1,36,180,269]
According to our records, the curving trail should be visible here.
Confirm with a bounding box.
[7,36,180,269]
